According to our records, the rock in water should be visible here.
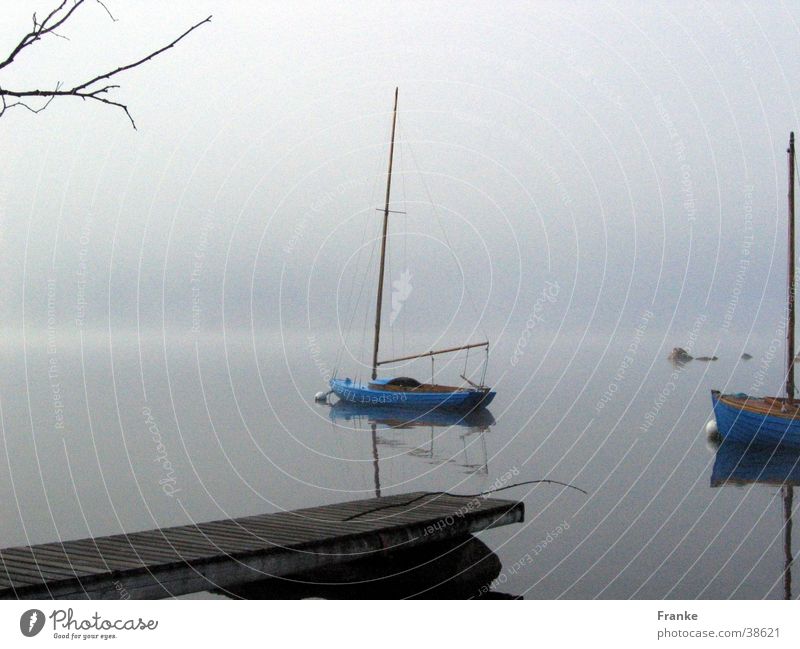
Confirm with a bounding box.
[741,353,753,360]
[668,347,693,363]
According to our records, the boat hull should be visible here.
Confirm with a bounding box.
[330,378,495,412]
[711,390,800,448]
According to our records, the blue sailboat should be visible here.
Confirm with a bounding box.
[711,391,800,448]
[712,133,800,448]
[328,88,495,412]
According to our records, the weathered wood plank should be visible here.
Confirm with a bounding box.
[0,549,107,577]
[30,544,143,571]
[0,560,65,586]
[168,527,266,554]
[194,522,274,546]
[59,539,154,567]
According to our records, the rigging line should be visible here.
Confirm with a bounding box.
[336,210,370,373]
[367,107,403,376]
[358,240,378,378]
[452,348,480,382]
[796,157,800,191]
[343,479,588,521]
[337,147,385,372]
[386,117,403,364]
[402,131,489,347]
[387,198,395,359]
[386,207,395,362]
[388,238,395,362]
[398,120,409,356]
[355,209,381,379]
[399,120,409,355]
[356,144,393,373]
[342,213,378,376]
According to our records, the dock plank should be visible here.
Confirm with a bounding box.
[169,527,266,554]
[0,548,108,577]
[0,492,523,599]
[32,544,143,571]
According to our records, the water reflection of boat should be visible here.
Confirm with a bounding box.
[328,401,493,493]
[329,401,495,431]
[711,442,800,488]
[711,441,798,599]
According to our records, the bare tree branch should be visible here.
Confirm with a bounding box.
[72,15,212,93]
[0,2,211,128]
[1,83,138,127]
[0,1,82,72]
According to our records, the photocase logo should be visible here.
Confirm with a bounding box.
[389,269,412,326]
[20,609,45,637]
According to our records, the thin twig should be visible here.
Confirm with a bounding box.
[71,15,212,92]
[93,0,117,22]
[343,479,588,521]
[0,3,211,128]
[0,0,80,72]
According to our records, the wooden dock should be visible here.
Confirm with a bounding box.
[0,492,523,599]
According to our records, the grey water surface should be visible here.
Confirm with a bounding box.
[1,327,795,599]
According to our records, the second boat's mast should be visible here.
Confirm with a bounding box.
[788,131,796,404]
[371,87,399,380]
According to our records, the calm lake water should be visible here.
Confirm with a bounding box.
[1,327,797,599]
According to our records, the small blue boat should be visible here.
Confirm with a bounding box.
[325,88,496,414]
[711,391,800,448]
[712,133,800,448]
[329,377,495,413]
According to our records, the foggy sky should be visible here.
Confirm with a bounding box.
[2,1,800,360]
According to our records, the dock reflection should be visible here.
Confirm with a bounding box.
[221,533,517,599]
[220,404,515,599]
[711,441,800,599]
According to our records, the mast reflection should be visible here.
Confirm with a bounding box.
[329,402,495,497]
[711,441,800,599]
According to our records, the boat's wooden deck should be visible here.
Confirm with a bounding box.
[368,382,474,393]
[719,394,800,418]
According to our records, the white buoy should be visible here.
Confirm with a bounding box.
[705,418,721,451]
[314,390,331,403]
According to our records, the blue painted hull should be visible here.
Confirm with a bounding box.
[330,378,495,412]
[711,390,800,448]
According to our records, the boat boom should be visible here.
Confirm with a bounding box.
[376,341,489,366]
